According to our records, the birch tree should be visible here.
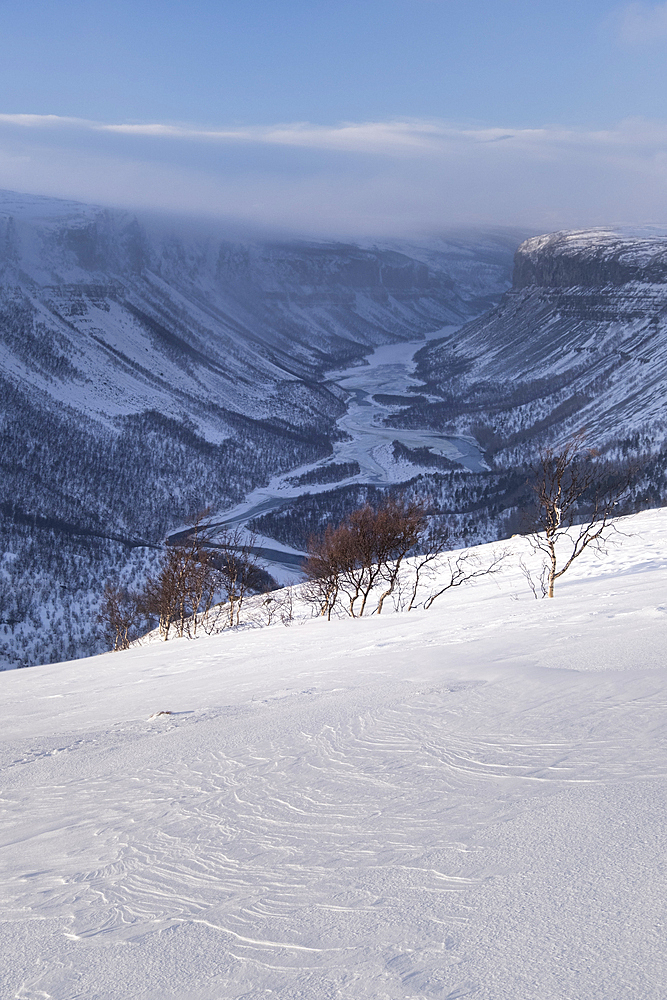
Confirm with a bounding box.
[527,436,632,598]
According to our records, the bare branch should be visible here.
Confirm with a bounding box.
[415,548,507,611]
[97,583,146,650]
[303,497,426,618]
[525,435,635,597]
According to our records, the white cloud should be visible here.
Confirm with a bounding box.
[0,110,667,156]
[0,113,94,129]
[0,113,510,156]
[0,112,666,236]
[1,110,667,156]
[615,2,667,44]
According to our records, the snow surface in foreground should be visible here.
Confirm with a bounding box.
[2,509,667,999]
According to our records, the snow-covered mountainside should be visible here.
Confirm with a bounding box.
[0,190,521,667]
[395,227,667,465]
[2,508,666,999]
[0,191,517,432]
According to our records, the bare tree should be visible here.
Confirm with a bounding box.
[100,512,270,645]
[301,524,344,620]
[303,497,506,618]
[203,527,263,630]
[404,523,506,611]
[185,546,218,635]
[303,497,426,618]
[97,583,145,651]
[526,435,633,598]
[143,511,219,639]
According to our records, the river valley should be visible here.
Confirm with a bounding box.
[187,328,487,581]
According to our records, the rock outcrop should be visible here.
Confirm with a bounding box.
[513,228,667,289]
[397,227,667,462]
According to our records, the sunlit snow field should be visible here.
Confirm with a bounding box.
[2,509,667,999]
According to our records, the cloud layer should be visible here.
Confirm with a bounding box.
[0,112,666,236]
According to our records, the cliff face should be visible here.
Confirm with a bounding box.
[395,228,667,461]
[512,229,667,290]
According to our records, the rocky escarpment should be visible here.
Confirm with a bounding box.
[0,192,518,427]
[388,227,667,467]
[513,228,667,289]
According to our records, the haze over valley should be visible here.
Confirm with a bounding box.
[4,189,667,668]
[0,190,525,666]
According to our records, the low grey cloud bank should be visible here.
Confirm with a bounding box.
[0,112,666,236]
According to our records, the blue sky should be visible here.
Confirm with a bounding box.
[1,0,667,234]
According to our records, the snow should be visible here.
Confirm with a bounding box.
[203,330,487,569]
[327,332,488,476]
[522,225,667,260]
[1,189,514,441]
[2,508,667,998]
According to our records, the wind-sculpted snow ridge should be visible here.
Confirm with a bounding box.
[1,508,666,998]
[400,226,667,464]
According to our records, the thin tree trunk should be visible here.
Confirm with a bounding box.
[548,541,556,598]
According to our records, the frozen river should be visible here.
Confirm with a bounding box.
[174,329,486,580]
[327,331,486,481]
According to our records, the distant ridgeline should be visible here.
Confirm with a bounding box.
[248,230,667,553]
[0,191,520,667]
[4,201,664,668]
[391,228,667,469]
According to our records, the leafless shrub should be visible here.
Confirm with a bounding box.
[524,434,635,598]
[143,511,219,639]
[200,527,263,632]
[518,555,548,600]
[131,511,265,641]
[246,585,296,629]
[405,531,507,611]
[302,497,425,618]
[97,583,146,651]
[279,585,295,625]
[303,498,505,618]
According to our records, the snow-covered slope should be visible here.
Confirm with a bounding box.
[2,508,666,998]
[0,190,522,667]
[403,227,667,461]
[0,190,517,432]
